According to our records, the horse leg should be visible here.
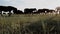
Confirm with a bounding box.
[1,11,3,16]
[9,11,11,16]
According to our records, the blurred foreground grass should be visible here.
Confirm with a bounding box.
[0,14,60,34]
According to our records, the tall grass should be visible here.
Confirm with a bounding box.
[0,14,60,34]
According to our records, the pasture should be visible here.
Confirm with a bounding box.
[0,14,60,34]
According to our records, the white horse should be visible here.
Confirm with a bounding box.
[2,10,14,15]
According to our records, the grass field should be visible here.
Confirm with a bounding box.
[0,14,60,34]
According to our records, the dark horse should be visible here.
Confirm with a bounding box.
[15,10,23,14]
[37,8,49,14]
[24,8,37,14]
[0,6,17,16]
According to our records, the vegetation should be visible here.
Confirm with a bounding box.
[0,14,60,34]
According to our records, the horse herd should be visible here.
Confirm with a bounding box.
[0,6,59,16]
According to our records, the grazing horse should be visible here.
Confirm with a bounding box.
[0,6,17,16]
[37,9,44,14]
[15,10,23,14]
[24,8,37,14]
[48,10,56,14]
[37,9,49,14]
[42,8,49,14]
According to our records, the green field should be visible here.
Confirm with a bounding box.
[0,14,60,34]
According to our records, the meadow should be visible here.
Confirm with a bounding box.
[0,14,60,34]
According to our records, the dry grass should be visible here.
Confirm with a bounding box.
[0,14,60,34]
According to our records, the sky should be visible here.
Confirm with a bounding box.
[0,0,60,11]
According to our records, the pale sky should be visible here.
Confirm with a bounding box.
[0,0,60,11]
